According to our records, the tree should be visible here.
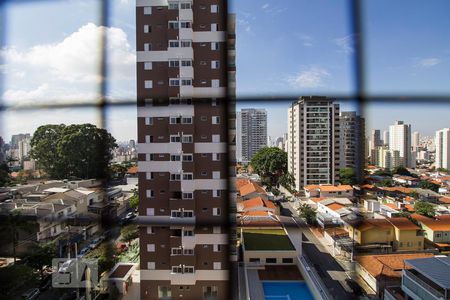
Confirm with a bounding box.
[277,172,296,192]
[0,163,11,187]
[437,168,449,174]
[373,169,392,177]
[22,242,57,279]
[250,147,288,187]
[418,180,440,192]
[30,124,117,179]
[340,168,356,185]
[0,264,38,299]
[414,201,435,217]
[375,178,394,187]
[0,211,35,262]
[121,224,139,244]
[110,164,127,180]
[298,203,316,225]
[393,167,412,176]
[96,242,116,275]
[129,192,139,210]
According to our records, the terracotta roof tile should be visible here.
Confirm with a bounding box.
[387,217,420,230]
[326,203,345,211]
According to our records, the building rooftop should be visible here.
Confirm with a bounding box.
[356,253,434,280]
[242,197,276,211]
[388,217,420,230]
[242,229,295,251]
[405,256,450,289]
[239,182,266,197]
[411,214,450,231]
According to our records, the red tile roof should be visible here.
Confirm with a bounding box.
[239,182,266,196]
[243,197,276,210]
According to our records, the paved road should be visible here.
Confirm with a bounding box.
[280,202,357,300]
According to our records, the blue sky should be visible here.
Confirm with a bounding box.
[1,0,450,142]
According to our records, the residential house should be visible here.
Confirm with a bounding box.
[355,253,433,296]
[239,181,269,200]
[304,184,353,198]
[387,217,424,251]
[239,197,279,215]
[411,213,450,245]
[347,218,394,250]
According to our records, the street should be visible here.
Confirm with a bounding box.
[280,202,358,300]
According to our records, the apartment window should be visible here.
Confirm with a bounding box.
[183,173,193,180]
[181,40,191,47]
[171,210,182,218]
[169,40,180,48]
[183,230,193,236]
[181,79,192,86]
[211,23,218,31]
[212,98,217,106]
[212,171,220,179]
[182,116,192,124]
[168,21,179,29]
[213,262,221,270]
[168,2,178,9]
[180,98,192,105]
[144,43,151,51]
[144,80,153,89]
[147,262,155,269]
[145,153,154,161]
[180,2,191,9]
[182,135,193,143]
[170,173,181,181]
[213,190,221,197]
[144,25,151,33]
[180,21,191,28]
[171,248,182,255]
[211,4,218,13]
[169,60,179,67]
[184,266,194,273]
[213,244,221,252]
[184,249,194,255]
[184,211,194,218]
[212,116,220,124]
[182,192,193,199]
[212,153,220,161]
[201,171,207,176]
[211,42,219,50]
[147,226,154,234]
[143,6,152,14]
[182,154,193,161]
[147,244,155,252]
[146,172,154,180]
[211,60,220,69]
[213,208,221,216]
[249,258,260,263]
[283,258,294,264]
[170,154,181,161]
[145,117,153,125]
[203,286,218,299]
[146,190,154,198]
[213,226,221,234]
[212,134,220,143]
[169,79,180,86]
[181,60,192,67]
[146,208,154,216]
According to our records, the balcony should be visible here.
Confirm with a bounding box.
[402,269,446,300]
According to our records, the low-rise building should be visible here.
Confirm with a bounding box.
[411,213,450,245]
[355,253,434,296]
[304,184,353,198]
[388,217,424,251]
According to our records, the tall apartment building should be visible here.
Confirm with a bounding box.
[412,131,420,151]
[383,130,389,147]
[136,1,232,299]
[371,146,401,170]
[236,108,267,163]
[389,121,413,168]
[340,111,365,181]
[435,128,450,170]
[287,96,340,189]
[369,129,382,154]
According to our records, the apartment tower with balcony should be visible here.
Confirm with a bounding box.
[136,1,232,299]
[287,96,340,189]
[236,108,267,164]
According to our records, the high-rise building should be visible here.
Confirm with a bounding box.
[412,131,420,151]
[340,111,365,182]
[389,121,412,168]
[136,1,233,299]
[0,137,5,163]
[371,146,401,170]
[236,108,267,163]
[369,129,382,153]
[10,133,31,149]
[435,128,450,170]
[383,130,389,147]
[18,137,31,162]
[287,96,340,189]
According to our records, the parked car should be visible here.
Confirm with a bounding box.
[21,288,40,299]
[77,247,90,258]
[89,238,102,249]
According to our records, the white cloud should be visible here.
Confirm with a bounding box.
[288,67,331,88]
[334,34,354,54]
[1,23,136,106]
[294,33,313,47]
[262,3,269,9]
[418,58,441,67]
